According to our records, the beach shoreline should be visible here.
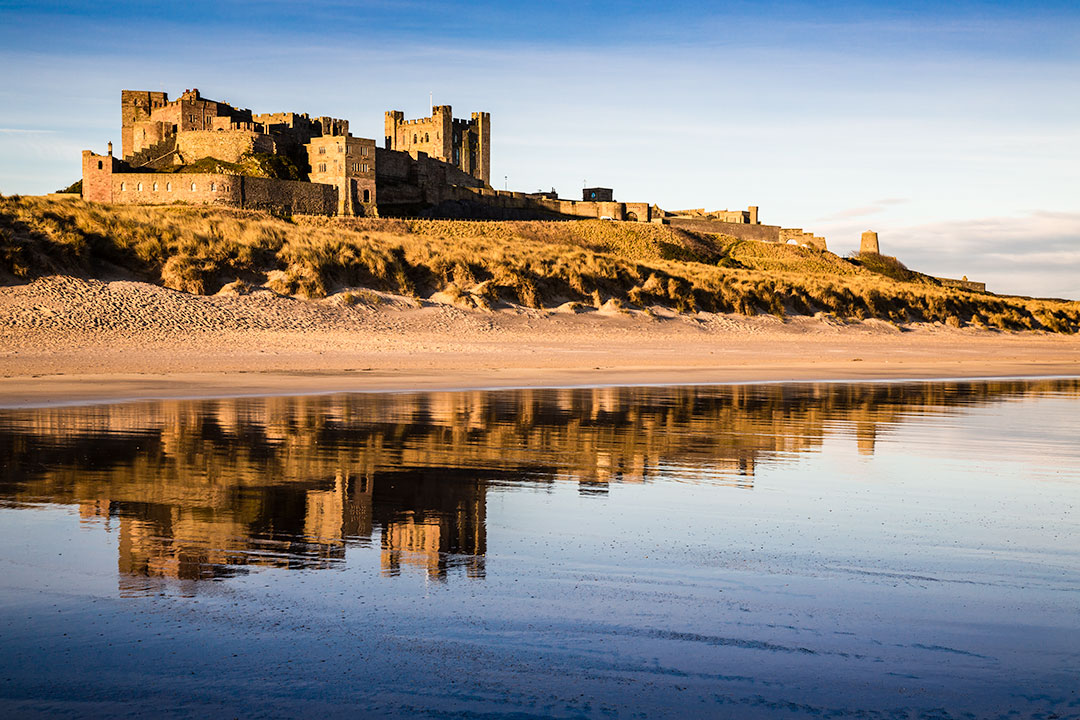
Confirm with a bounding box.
[3,276,1079,407]
[4,368,1080,409]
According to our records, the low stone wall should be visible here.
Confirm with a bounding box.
[780,228,828,251]
[937,277,987,293]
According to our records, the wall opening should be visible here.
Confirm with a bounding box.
[363,189,370,202]
[97,161,103,170]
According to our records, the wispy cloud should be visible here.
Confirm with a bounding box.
[0,128,57,134]
[883,212,1080,299]
[817,198,909,222]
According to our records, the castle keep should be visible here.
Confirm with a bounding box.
[385,106,490,185]
[81,87,827,249]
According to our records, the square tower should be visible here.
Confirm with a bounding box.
[384,105,490,186]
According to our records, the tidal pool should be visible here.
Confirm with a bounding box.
[1,380,1078,718]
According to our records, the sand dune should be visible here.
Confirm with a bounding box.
[1,276,1078,407]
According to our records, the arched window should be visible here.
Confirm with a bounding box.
[191,182,196,191]
[363,189,370,202]
[136,182,143,191]
[152,182,158,192]
[120,182,126,191]
[425,133,429,142]
[413,134,417,143]
[210,182,216,192]
[97,160,103,170]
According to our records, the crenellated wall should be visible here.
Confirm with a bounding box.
[385,106,490,185]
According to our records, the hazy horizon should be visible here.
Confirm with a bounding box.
[1,0,1077,298]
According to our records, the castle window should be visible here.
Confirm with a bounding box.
[319,146,326,154]
[97,160,103,170]
[137,182,143,191]
[120,182,126,191]
[363,189,370,202]
[361,146,368,156]
[191,182,196,191]
[152,182,158,192]
[319,163,326,172]
[413,134,417,143]
[166,182,171,192]
[210,182,216,191]
[425,133,429,142]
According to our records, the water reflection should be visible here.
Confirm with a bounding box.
[1,379,1076,593]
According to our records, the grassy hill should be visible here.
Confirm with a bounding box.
[1,194,1077,333]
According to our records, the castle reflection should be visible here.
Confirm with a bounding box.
[1,379,1075,593]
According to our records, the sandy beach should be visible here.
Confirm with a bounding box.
[2,275,1078,406]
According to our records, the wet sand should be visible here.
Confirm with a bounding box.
[2,276,1078,406]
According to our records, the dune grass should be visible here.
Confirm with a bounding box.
[1,194,1078,333]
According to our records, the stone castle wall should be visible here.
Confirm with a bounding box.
[666,218,827,250]
[240,176,336,215]
[374,148,485,211]
[113,173,244,207]
[667,218,782,242]
[175,130,276,165]
[81,151,335,214]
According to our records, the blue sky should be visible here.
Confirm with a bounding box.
[2,0,1078,298]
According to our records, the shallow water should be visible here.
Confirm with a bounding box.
[1,380,1079,718]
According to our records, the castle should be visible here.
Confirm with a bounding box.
[81,87,827,249]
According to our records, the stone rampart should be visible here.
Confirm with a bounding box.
[175,131,276,165]
[390,185,656,222]
[241,176,336,215]
[374,148,485,212]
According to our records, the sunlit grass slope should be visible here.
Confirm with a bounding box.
[2,195,1077,332]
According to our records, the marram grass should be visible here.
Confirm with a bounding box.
[1,195,1077,333]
